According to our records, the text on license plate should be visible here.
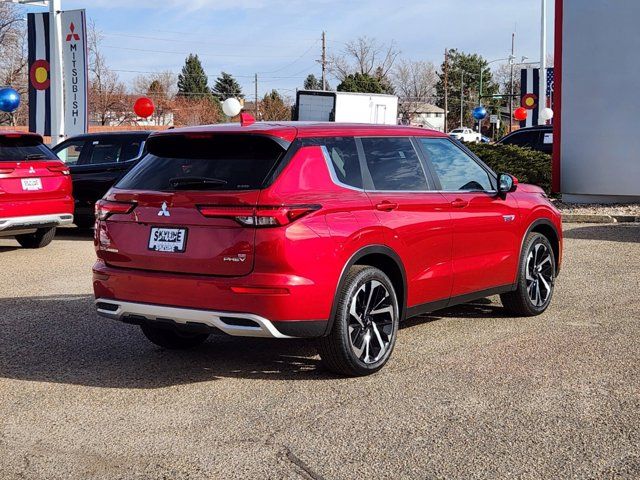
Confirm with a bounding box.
[148,227,187,253]
[21,178,42,191]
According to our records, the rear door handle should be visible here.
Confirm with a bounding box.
[450,198,469,208]
[375,201,399,212]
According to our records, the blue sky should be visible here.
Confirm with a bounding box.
[25,0,554,98]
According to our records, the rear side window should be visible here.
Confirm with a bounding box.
[361,137,428,191]
[323,137,362,189]
[117,134,286,191]
[86,141,122,165]
[502,130,540,148]
[121,139,143,160]
[0,136,57,161]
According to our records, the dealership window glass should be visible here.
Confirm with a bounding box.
[420,138,493,191]
[55,141,83,165]
[361,137,428,191]
[324,137,362,188]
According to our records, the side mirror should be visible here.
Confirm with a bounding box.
[498,173,518,195]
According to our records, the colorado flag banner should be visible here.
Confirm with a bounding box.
[27,12,52,136]
[520,67,555,128]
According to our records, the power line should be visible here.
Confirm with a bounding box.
[101,44,314,59]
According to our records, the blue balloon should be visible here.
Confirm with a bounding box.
[0,88,20,113]
[472,106,487,120]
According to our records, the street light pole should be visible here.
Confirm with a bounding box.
[460,70,464,128]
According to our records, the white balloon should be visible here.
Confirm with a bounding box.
[222,98,242,117]
[540,107,554,121]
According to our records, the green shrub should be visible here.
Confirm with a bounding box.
[466,143,552,194]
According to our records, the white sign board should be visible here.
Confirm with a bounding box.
[489,114,499,124]
[61,10,88,137]
[543,132,553,144]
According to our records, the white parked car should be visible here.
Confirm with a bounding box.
[449,127,482,143]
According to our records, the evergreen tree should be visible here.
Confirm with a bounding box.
[260,90,290,121]
[303,74,323,90]
[435,49,499,129]
[212,72,244,100]
[177,54,210,99]
[337,73,385,94]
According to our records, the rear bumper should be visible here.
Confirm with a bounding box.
[92,260,332,338]
[95,298,310,338]
[0,213,74,232]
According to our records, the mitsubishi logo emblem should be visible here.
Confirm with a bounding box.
[65,23,80,42]
[28,166,35,174]
[158,202,170,217]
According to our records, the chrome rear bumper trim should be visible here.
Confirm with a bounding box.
[0,213,74,231]
[94,299,293,339]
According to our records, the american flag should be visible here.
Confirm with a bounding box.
[546,67,554,96]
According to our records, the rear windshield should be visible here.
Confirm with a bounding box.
[116,134,287,191]
[0,136,57,161]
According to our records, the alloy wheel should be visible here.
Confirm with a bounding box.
[347,279,396,364]
[526,242,554,307]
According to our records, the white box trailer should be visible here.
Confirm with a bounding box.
[295,90,398,125]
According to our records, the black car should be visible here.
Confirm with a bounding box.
[497,125,553,154]
[52,131,152,227]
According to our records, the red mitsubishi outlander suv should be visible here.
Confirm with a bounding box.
[0,132,73,248]
[93,122,562,376]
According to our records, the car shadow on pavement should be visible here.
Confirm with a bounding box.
[564,224,640,243]
[0,294,502,388]
[401,298,507,329]
[55,227,94,241]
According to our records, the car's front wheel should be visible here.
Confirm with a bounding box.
[140,324,209,349]
[501,232,556,316]
[318,266,399,376]
[15,227,56,249]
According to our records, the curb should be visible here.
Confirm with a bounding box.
[561,214,640,223]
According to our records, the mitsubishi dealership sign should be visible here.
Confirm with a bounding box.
[27,8,87,138]
[61,9,88,137]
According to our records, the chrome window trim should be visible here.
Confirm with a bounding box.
[320,145,365,192]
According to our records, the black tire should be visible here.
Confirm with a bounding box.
[140,323,209,349]
[15,227,56,249]
[318,266,399,376]
[501,232,556,316]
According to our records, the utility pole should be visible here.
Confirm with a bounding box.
[539,0,548,125]
[321,31,327,91]
[460,70,464,128]
[509,32,515,132]
[254,73,258,118]
[444,48,448,132]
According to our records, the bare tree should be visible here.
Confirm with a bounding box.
[87,20,131,125]
[0,3,27,126]
[132,71,176,125]
[329,36,400,83]
[393,59,438,121]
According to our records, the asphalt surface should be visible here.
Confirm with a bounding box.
[0,223,639,479]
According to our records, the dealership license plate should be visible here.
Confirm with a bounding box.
[148,227,187,253]
[21,178,42,191]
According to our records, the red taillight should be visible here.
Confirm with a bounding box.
[95,199,135,220]
[47,164,70,175]
[198,204,320,227]
[0,168,14,175]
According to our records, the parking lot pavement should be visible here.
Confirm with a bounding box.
[0,224,639,479]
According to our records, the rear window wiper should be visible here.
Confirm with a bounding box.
[168,176,228,189]
[25,153,47,160]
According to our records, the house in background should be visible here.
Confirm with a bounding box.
[401,103,445,131]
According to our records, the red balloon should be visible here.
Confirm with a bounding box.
[513,107,528,121]
[134,97,154,118]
